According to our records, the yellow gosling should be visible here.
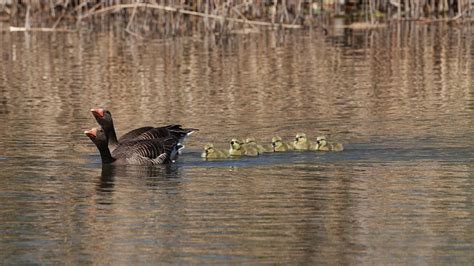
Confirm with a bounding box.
[315,136,344,151]
[202,143,229,159]
[244,137,268,153]
[229,138,259,156]
[293,133,317,151]
[272,136,293,152]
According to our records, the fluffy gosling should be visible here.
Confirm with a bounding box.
[201,143,229,159]
[293,133,317,151]
[315,136,344,151]
[244,138,269,153]
[272,136,293,152]
[229,138,259,156]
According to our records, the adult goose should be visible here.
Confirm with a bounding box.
[90,108,197,152]
[85,127,179,165]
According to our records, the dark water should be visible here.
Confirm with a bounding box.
[0,24,473,264]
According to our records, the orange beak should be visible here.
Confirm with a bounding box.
[84,128,97,138]
[90,108,104,118]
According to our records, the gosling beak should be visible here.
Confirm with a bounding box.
[91,108,105,119]
[84,128,97,138]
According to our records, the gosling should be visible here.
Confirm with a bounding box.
[229,138,259,156]
[293,133,317,151]
[244,137,269,153]
[201,143,229,159]
[272,136,293,152]
[315,136,344,151]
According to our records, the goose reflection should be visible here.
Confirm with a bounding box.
[98,164,181,192]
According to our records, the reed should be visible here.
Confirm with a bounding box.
[0,0,472,35]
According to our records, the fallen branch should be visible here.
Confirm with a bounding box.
[81,3,303,29]
[9,26,74,32]
[343,22,388,29]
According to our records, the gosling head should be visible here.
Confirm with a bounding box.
[272,136,283,148]
[204,143,215,152]
[316,135,327,147]
[230,138,243,150]
[294,133,307,144]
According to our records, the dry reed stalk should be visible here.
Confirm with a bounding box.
[1,0,471,35]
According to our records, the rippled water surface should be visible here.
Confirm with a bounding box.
[0,24,473,264]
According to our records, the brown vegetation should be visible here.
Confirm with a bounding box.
[0,0,472,35]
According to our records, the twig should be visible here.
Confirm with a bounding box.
[74,1,91,12]
[232,7,257,30]
[127,1,141,31]
[52,13,64,29]
[125,28,144,39]
[25,5,30,30]
[452,6,474,20]
[291,0,303,25]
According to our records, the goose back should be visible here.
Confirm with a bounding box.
[112,138,178,165]
[117,126,154,142]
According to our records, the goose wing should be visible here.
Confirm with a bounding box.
[132,124,198,143]
[118,126,155,142]
[112,138,178,165]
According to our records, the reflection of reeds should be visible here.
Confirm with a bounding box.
[0,1,472,35]
[0,23,471,148]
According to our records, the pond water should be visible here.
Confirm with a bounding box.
[0,24,473,264]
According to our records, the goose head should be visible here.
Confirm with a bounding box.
[84,127,108,150]
[91,108,114,130]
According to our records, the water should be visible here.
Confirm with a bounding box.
[0,23,473,264]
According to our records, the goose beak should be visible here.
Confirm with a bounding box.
[91,108,104,118]
[84,128,97,138]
